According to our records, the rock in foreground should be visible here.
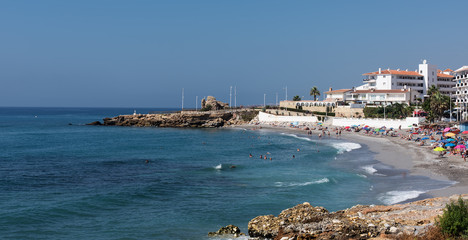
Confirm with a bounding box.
[248,195,468,239]
[208,225,244,237]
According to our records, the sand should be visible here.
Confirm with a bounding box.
[236,123,468,199]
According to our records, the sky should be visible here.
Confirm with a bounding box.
[1,0,467,108]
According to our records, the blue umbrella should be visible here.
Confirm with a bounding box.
[422,137,429,140]
[379,129,385,132]
[447,138,456,142]
[430,140,437,142]
[446,143,456,147]
[440,140,449,143]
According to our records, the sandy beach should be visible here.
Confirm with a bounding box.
[238,122,468,200]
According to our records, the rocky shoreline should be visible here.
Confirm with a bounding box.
[87,109,258,128]
[210,194,467,239]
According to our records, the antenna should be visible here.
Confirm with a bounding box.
[234,86,237,108]
[229,86,232,108]
[264,93,266,107]
[182,88,184,110]
[276,92,278,106]
[196,96,198,111]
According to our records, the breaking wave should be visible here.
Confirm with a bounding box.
[331,142,361,154]
[378,190,426,205]
[275,178,330,187]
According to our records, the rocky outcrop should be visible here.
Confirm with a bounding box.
[247,194,468,239]
[201,96,229,110]
[208,225,244,238]
[91,110,258,128]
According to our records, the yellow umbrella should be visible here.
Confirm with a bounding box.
[445,132,456,137]
[433,147,446,152]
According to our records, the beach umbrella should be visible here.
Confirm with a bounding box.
[445,132,456,137]
[430,140,437,142]
[422,137,429,140]
[345,126,350,129]
[379,129,385,132]
[446,138,456,142]
[443,127,451,132]
[364,125,369,128]
[455,145,466,149]
[462,131,468,134]
[433,147,446,151]
[440,140,449,143]
[445,143,456,147]
[412,132,419,134]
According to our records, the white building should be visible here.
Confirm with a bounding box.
[454,66,468,120]
[359,60,455,98]
[326,88,417,105]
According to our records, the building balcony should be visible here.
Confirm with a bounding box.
[363,78,376,83]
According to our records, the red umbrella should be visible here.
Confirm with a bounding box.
[462,131,468,134]
[345,126,350,129]
[412,132,419,134]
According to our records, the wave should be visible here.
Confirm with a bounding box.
[362,165,377,175]
[378,190,426,205]
[331,142,361,154]
[275,178,329,187]
[281,133,313,142]
[361,165,386,176]
[214,164,222,170]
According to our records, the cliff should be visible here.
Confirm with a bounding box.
[89,110,258,128]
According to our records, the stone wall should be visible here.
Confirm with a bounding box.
[332,117,425,129]
[258,112,319,123]
[334,106,365,118]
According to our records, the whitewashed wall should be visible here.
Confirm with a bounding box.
[258,112,319,123]
[332,117,425,129]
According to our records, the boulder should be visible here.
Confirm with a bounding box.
[208,224,243,237]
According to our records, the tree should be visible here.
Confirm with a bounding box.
[423,86,451,122]
[310,87,320,101]
[292,95,301,101]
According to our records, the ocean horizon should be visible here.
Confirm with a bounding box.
[0,107,453,239]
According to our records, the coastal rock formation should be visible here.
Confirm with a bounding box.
[247,194,468,239]
[201,96,229,110]
[93,110,258,128]
[208,225,244,237]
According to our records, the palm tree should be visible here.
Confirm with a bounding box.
[429,91,450,120]
[427,85,439,96]
[292,95,301,101]
[310,87,320,101]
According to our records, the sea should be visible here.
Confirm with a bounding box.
[0,107,455,240]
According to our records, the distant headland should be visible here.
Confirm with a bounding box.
[87,96,258,128]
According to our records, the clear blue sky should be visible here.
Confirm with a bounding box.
[1,0,467,108]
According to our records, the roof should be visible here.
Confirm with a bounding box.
[325,89,352,94]
[353,89,411,94]
[437,73,454,78]
[444,68,454,72]
[455,66,468,73]
[363,69,422,76]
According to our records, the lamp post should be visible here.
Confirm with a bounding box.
[264,94,266,107]
[383,101,386,119]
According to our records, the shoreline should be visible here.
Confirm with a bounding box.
[234,123,468,201]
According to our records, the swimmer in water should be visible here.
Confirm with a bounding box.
[292,155,295,159]
[297,148,300,152]
[260,155,263,159]
[249,153,253,158]
[145,160,149,164]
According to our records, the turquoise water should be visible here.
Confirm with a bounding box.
[0,108,452,239]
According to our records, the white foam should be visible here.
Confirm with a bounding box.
[378,190,426,205]
[331,142,361,154]
[362,165,377,175]
[281,133,313,142]
[357,174,367,178]
[275,178,329,187]
[214,164,222,170]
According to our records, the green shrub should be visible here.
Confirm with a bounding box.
[438,196,468,237]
